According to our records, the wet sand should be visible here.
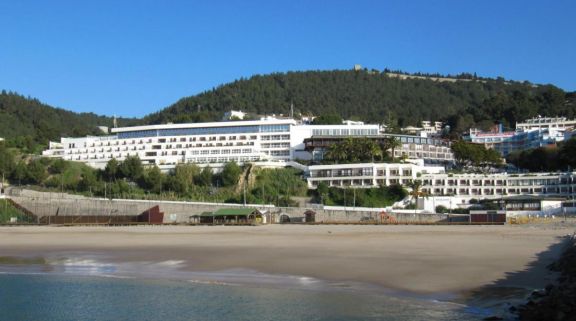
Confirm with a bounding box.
[0,224,573,294]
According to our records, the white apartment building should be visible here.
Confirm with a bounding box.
[42,119,379,170]
[516,116,576,132]
[421,121,444,134]
[222,110,246,121]
[306,163,445,189]
[420,172,576,199]
[467,126,566,156]
[307,163,576,203]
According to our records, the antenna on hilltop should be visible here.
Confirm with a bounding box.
[290,101,294,119]
[113,114,118,128]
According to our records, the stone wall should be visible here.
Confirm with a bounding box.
[6,188,463,224]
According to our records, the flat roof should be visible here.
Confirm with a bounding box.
[207,208,259,216]
[111,119,296,133]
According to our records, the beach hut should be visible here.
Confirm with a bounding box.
[202,208,262,225]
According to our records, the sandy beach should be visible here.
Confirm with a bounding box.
[1,224,574,295]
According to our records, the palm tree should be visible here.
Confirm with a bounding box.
[386,137,401,162]
[325,143,347,164]
[406,180,427,214]
[362,138,382,163]
[342,137,357,162]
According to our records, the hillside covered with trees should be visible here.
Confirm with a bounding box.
[0,91,138,150]
[145,69,576,132]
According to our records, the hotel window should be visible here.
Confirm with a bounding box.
[260,124,290,133]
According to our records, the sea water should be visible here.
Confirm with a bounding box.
[0,260,488,321]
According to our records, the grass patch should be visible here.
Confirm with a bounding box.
[0,199,34,224]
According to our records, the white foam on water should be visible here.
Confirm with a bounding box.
[153,260,185,267]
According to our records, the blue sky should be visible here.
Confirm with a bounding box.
[0,0,574,117]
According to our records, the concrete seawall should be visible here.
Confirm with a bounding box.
[6,188,464,224]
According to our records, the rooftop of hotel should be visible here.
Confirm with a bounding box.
[518,116,575,124]
[110,118,298,133]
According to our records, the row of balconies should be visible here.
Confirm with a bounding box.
[423,186,573,195]
[424,181,568,187]
[311,170,413,178]
[80,134,288,149]
[67,142,264,154]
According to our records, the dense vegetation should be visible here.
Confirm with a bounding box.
[228,167,308,207]
[0,91,138,151]
[506,137,576,172]
[315,182,407,207]
[0,141,306,205]
[145,69,576,133]
[451,141,503,167]
[323,137,401,163]
[3,69,575,154]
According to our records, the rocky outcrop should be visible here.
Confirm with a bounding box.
[516,234,576,321]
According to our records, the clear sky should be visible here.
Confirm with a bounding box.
[1,0,574,117]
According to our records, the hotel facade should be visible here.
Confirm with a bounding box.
[307,163,576,200]
[516,116,576,132]
[420,172,576,199]
[306,163,446,189]
[42,119,379,170]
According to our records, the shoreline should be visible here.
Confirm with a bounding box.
[1,224,574,297]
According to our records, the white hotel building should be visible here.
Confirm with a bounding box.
[42,119,379,170]
[307,163,576,200]
[307,163,446,188]
[420,172,576,199]
[516,116,576,132]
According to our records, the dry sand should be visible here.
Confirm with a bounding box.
[0,224,574,294]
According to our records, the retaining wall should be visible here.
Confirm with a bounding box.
[7,188,462,224]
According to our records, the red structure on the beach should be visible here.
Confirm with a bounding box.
[138,205,164,224]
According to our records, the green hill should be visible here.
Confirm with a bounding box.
[145,69,576,132]
[2,69,575,151]
[0,91,138,147]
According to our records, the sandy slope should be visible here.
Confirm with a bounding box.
[0,224,573,294]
